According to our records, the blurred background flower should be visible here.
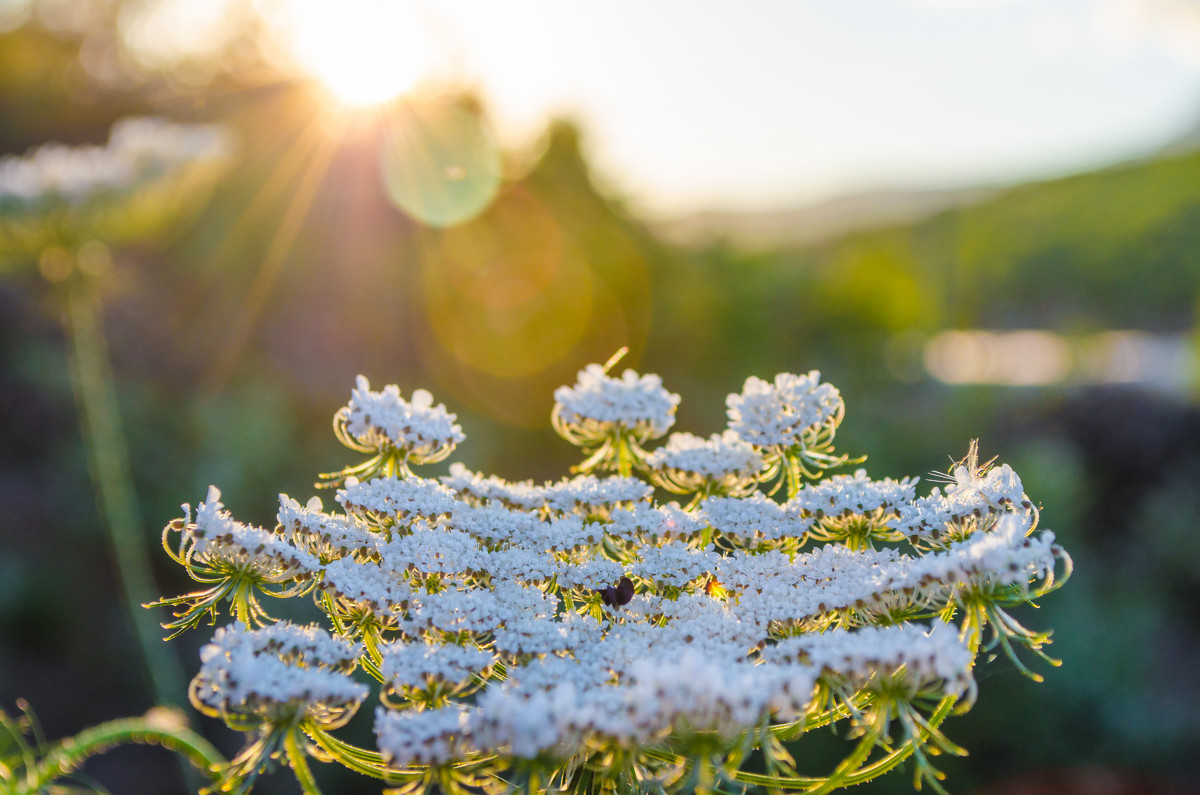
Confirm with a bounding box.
[1,0,1199,792]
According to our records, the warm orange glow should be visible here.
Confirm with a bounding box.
[273,0,435,108]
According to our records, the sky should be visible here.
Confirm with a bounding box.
[28,0,1200,217]
[424,0,1200,216]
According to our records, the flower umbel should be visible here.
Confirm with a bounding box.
[552,361,681,476]
[148,487,319,637]
[727,371,859,497]
[321,376,465,486]
[151,364,1071,795]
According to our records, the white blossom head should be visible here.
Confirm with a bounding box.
[645,430,765,497]
[152,369,1071,794]
[153,487,320,635]
[337,476,462,530]
[441,463,547,510]
[190,622,366,729]
[726,371,843,451]
[701,492,812,543]
[330,377,465,478]
[375,706,475,767]
[552,363,680,473]
[0,118,231,265]
[381,641,496,692]
[544,474,653,519]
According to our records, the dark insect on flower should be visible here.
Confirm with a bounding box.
[597,576,634,607]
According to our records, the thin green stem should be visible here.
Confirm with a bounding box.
[286,728,324,795]
[12,713,226,795]
[62,276,187,706]
[785,454,803,501]
[616,432,634,478]
[734,696,959,792]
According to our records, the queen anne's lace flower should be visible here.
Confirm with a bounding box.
[554,365,680,437]
[337,476,461,525]
[645,430,764,496]
[381,641,496,689]
[343,376,465,459]
[154,370,1070,795]
[631,541,720,589]
[765,622,974,694]
[375,706,474,767]
[189,487,321,575]
[605,502,702,542]
[381,523,485,575]
[190,623,366,727]
[544,474,652,515]
[726,371,843,450]
[702,492,812,543]
[441,463,547,510]
[319,557,412,618]
[551,364,681,474]
[278,494,379,561]
[792,469,918,517]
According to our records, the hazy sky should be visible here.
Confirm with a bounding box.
[78,0,1200,216]
[421,0,1200,215]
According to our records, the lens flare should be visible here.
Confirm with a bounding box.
[380,102,501,227]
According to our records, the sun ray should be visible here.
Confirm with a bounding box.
[203,110,349,391]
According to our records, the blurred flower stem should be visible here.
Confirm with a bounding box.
[6,706,225,795]
[61,267,187,711]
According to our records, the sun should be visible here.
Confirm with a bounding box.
[274,0,436,108]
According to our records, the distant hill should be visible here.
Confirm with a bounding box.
[811,146,1200,331]
[658,145,1200,335]
[653,185,998,249]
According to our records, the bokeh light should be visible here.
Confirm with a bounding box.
[415,185,635,427]
[379,99,501,226]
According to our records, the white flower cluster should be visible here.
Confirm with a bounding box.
[319,556,412,616]
[765,622,973,693]
[182,465,1048,752]
[0,117,229,208]
[342,376,465,461]
[187,486,320,580]
[726,371,843,450]
[702,492,812,542]
[381,641,496,688]
[163,368,1068,791]
[544,474,653,514]
[792,469,918,518]
[376,705,473,767]
[441,463,546,510]
[338,476,460,523]
[190,623,366,723]
[553,364,680,439]
[278,494,380,561]
[895,462,1030,544]
[466,649,818,759]
[645,430,764,495]
[607,502,700,542]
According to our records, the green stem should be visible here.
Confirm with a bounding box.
[286,728,324,795]
[785,453,802,500]
[13,713,226,795]
[735,697,958,791]
[63,274,201,791]
[62,276,187,707]
[305,726,397,780]
[616,432,633,478]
